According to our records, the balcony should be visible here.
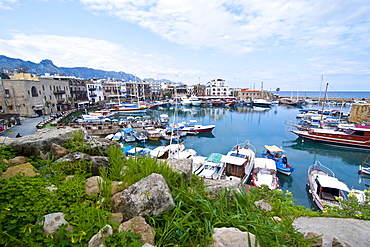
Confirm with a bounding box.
[53,90,66,94]
[88,87,96,91]
[57,98,65,103]
[90,94,97,97]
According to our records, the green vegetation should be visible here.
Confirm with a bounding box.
[0,134,369,246]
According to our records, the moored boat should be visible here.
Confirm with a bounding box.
[251,98,272,107]
[358,165,370,176]
[251,158,279,190]
[198,153,226,180]
[181,120,215,133]
[289,124,370,150]
[307,161,350,210]
[221,140,256,183]
[262,145,295,175]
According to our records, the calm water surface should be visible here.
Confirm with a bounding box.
[123,104,370,209]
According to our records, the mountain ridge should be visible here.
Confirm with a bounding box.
[0,55,138,81]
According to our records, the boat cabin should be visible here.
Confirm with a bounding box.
[221,152,252,178]
[314,175,349,201]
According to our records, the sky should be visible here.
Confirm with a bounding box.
[0,0,369,91]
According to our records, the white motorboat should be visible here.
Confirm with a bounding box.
[198,153,226,180]
[251,158,279,190]
[149,143,186,159]
[189,96,202,106]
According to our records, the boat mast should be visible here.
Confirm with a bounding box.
[318,75,323,107]
[319,82,329,128]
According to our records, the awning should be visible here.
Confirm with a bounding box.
[264,145,285,153]
[33,105,44,108]
[316,175,350,192]
[221,155,246,166]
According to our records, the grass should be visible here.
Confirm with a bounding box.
[0,132,369,246]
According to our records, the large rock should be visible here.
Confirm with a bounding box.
[166,158,193,180]
[40,212,72,235]
[8,156,28,165]
[56,152,110,176]
[293,217,370,247]
[0,163,39,178]
[84,136,121,156]
[118,216,155,245]
[50,143,69,159]
[211,227,260,247]
[5,127,78,160]
[84,176,103,196]
[112,173,175,220]
[88,225,113,247]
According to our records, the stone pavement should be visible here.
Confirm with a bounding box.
[0,116,46,138]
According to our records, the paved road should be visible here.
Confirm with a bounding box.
[0,116,46,138]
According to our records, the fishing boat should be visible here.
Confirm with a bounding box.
[221,140,256,182]
[132,131,148,142]
[358,165,370,176]
[262,145,295,175]
[198,153,226,180]
[251,158,279,190]
[144,127,162,141]
[307,161,350,210]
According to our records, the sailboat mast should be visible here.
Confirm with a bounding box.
[319,82,329,128]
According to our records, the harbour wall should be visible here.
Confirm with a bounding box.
[348,103,370,125]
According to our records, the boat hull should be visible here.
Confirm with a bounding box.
[291,130,370,150]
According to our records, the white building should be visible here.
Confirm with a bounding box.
[205,79,230,97]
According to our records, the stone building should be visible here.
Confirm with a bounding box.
[238,89,261,100]
[0,73,71,117]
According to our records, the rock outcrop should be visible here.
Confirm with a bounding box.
[4,127,78,159]
[293,217,370,247]
[56,152,110,176]
[112,173,175,221]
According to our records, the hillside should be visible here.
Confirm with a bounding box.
[0,55,137,81]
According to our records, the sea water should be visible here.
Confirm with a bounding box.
[123,104,370,209]
[272,91,370,99]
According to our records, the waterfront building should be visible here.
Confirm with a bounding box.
[238,89,262,100]
[86,80,104,103]
[205,79,231,97]
[0,73,72,116]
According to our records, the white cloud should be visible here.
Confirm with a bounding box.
[0,0,18,10]
[0,32,201,81]
[79,0,370,55]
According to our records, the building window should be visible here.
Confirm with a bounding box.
[42,85,45,90]
[5,89,10,94]
[31,86,38,97]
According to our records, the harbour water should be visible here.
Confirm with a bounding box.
[122,103,370,210]
[272,90,370,99]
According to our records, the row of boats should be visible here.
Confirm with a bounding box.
[119,137,368,210]
[105,120,216,143]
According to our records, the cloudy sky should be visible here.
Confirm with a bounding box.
[0,0,369,91]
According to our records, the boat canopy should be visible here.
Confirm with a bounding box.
[221,155,246,166]
[254,158,276,170]
[316,175,350,192]
[205,153,223,164]
[264,145,285,153]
